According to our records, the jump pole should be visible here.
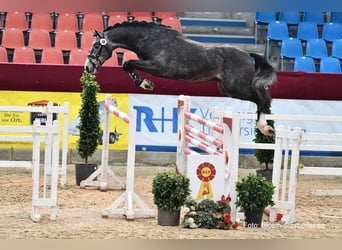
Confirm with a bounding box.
[101,94,155,220]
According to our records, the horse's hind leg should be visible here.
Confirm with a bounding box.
[122,60,155,90]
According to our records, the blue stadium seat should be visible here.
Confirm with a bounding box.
[254,12,276,44]
[302,12,325,25]
[330,12,342,24]
[294,56,316,72]
[322,22,342,42]
[279,12,301,25]
[319,56,341,73]
[297,22,319,42]
[332,39,342,59]
[305,38,328,59]
[280,37,303,70]
[266,21,289,59]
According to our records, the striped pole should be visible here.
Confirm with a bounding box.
[185,134,222,155]
[104,103,130,124]
[185,124,223,149]
[184,111,224,134]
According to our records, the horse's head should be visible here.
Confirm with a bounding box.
[84,30,114,74]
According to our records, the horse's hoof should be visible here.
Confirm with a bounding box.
[140,79,154,90]
[262,125,274,136]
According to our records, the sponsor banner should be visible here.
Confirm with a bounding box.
[0,91,129,150]
[130,94,342,153]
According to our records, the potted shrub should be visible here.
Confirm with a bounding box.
[75,71,101,185]
[253,106,275,181]
[152,171,191,226]
[235,173,275,228]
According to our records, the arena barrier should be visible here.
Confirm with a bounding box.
[177,95,342,224]
[0,119,60,222]
[0,102,70,187]
[82,94,155,220]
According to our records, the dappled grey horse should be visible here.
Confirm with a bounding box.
[85,21,277,136]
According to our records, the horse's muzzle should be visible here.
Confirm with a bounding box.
[84,59,96,74]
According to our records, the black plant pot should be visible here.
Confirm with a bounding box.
[244,209,264,228]
[157,208,181,226]
[256,169,273,182]
[75,163,97,186]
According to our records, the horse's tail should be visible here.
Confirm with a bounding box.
[249,52,277,88]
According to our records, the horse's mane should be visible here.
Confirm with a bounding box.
[103,20,178,34]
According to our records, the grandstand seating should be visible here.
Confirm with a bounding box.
[279,12,301,25]
[12,46,36,63]
[68,49,88,65]
[322,22,342,42]
[332,39,342,59]
[319,56,342,73]
[80,30,94,50]
[280,37,303,70]
[330,12,342,24]
[27,29,52,49]
[54,29,78,51]
[297,22,319,42]
[0,28,25,48]
[40,47,64,64]
[294,56,316,72]
[1,10,342,74]
[302,12,325,25]
[81,12,104,31]
[305,38,328,59]
[254,12,276,44]
[3,11,28,30]
[55,12,78,31]
[0,46,8,62]
[266,21,289,59]
[30,12,53,30]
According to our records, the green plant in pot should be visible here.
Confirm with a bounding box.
[75,71,101,186]
[152,171,191,226]
[235,173,275,228]
[253,106,275,181]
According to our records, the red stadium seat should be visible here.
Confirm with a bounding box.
[82,13,104,31]
[1,28,25,48]
[69,49,88,65]
[56,12,78,31]
[12,47,36,63]
[80,30,95,50]
[0,46,8,62]
[30,12,53,31]
[54,29,78,51]
[4,11,28,30]
[40,47,64,64]
[27,29,52,49]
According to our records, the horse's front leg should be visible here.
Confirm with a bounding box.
[122,60,154,90]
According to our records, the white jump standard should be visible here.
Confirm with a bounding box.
[96,94,154,220]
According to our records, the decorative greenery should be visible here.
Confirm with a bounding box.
[253,106,275,170]
[235,173,275,211]
[77,71,101,164]
[152,171,191,212]
[182,195,239,230]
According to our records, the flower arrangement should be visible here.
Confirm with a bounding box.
[182,195,239,230]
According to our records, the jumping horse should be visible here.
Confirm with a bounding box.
[85,21,277,136]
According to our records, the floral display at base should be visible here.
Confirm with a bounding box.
[182,195,239,230]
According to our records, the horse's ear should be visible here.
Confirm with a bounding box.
[93,30,101,37]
